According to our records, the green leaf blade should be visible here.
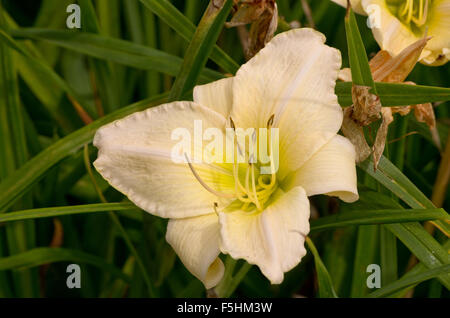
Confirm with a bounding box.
[0,93,168,213]
[310,208,449,232]
[306,237,339,298]
[139,0,239,74]
[344,6,375,92]
[0,247,132,283]
[335,82,450,106]
[169,0,233,101]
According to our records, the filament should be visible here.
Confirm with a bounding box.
[185,153,235,199]
[400,0,429,26]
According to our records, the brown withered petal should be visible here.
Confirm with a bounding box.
[413,103,441,150]
[388,105,440,150]
[341,36,434,167]
[247,2,278,58]
[400,82,437,130]
[391,106,412,116]
[372,108,394,171]
[371,37,430,83]
[351,84,382,126]
[430,127,442,152]
[369,50,392,80]
[413,103,436,129]
[226,0,270,27]
[227,0,277,60]
[342,107,372,163]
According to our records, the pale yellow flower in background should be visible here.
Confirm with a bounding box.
[331,0,450,65]
[93,28,358,288]
[332,0,367,14]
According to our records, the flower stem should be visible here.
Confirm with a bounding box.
[214,256,252,297]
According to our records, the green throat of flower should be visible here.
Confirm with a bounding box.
[231,160,278,212]
[186,115,279,213]
[231,115,278,212]
[387,0,431,31]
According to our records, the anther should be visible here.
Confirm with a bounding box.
[267,114,275,128]
[230,117,236,130]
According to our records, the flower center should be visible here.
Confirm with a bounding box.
[232,161,278,212]
[230,116,278,212]
[387,0,431,29]
[185,116,279,213]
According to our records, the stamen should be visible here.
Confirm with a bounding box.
[400,0,429,26]
[400,0,411,17]
[244,164,251,199]
[250,131,257,164]
[227,114,279,211]
[229,117,236,129]
[266,118,277,186]
[267,114,275,128]
[257,188,274,201]
[185,153,235,199]
[250,163,262,211]
[230,119,253,202]
[243,163,262,210]
[229,116,244,159]
[407,0,413,23]
[233,162,252,202]
[412,0,428,26]
[419,0,424,21]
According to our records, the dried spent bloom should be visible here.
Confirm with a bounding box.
[226,0,278,59]
[351,85,382,126]
[93,29,358,288]
[331,0,450,65]
[339,36,439,168]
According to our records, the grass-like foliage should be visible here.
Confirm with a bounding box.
[0,0,448,298]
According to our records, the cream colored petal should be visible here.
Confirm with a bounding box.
[282,135,359,203]
[166,213,224,289]
[361,0,427,60]
[424,0,450,65]
[331,0,366,15]
[230,28,342,131]
[94,101,235,219]
[193,77,234,118]
[362,0,449,65]
[219,187,310,284]
[338,68,353,81]
[230,28,343,179]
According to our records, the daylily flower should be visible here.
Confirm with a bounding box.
[331,0,450,65]
[93,28,358,288]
